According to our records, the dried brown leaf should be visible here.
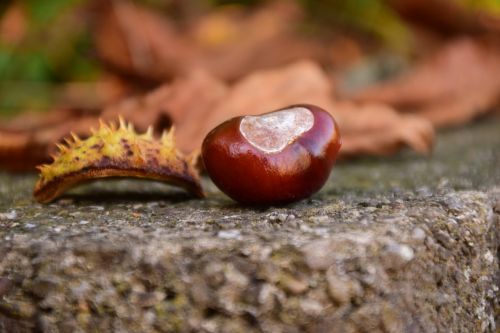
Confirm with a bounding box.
[93,0,326,83]
[101,70,229,153]
[334,102,434,157]
[93,0,195,82]
[353,38,500,127]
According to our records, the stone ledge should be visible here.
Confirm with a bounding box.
[0,191,497,333]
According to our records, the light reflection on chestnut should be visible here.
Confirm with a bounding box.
[202,104,341,205]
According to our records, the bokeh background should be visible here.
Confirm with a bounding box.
[1,0,500,170]
[0,0,498,113]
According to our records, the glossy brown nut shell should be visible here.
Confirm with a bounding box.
[202,104,341,205]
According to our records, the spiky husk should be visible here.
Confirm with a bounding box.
[34,117,203,203]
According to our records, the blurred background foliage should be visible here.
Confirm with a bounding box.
[1,0,97,82]
[1,0,500,115]
[0,0,98,113]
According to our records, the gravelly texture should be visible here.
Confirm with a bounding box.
[0,120,499,333]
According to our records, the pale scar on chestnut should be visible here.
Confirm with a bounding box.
[202,104,341,205]
[34,117,204,203]
[239,106,314,153]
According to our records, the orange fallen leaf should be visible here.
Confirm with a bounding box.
[353,38,500,127]
[93,0,327,83]
[101,69,229,153]
[93,0,196,83]
[333,102,434,157]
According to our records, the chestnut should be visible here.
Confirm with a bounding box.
[201,104,341,205]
